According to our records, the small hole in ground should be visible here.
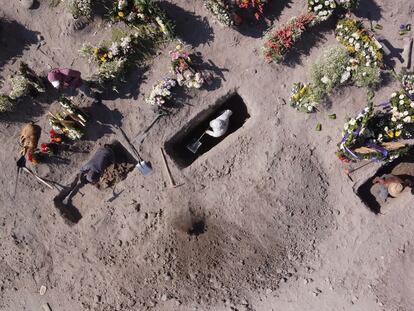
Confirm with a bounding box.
[166,92,250,168]
[357,148,414,213]
[187,219,206,236]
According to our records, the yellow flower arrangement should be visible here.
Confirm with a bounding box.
[387,130,401,138]
[100,53,108,62]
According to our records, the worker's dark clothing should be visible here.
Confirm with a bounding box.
[80,146,114,183]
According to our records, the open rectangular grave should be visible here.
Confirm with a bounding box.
[356,148,414,214]
[53,140,137,225]
[165,92,250,168]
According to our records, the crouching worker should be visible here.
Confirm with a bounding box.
[48,67,98,101]
[373,174,413,201]
[80,145,115,184]
[205,109,233,138]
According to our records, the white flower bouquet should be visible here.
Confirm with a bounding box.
[401,72,414,98]
[9,62,45,100]
[146,78,177,106]
[67,0,93,19]
[335,18,383,68]
[308,0,336,22]
[203,0,234,27]
[386,91,414,137]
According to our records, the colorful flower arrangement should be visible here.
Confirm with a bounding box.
[146,77,176,106]
[262,13,316,63]
[59,96,89,126]
[204,0,271,27]
[263,1,360,64]
[48,97,88,141]
[288,44,380,113]
[335,18,383,68]
[82,33,140,64]
[170,45,205,89]
[401,72,414,98]
[308,0,336,22]
[337,91,414,162]
[338,102,374,157]
[81,31,151,84]
[289,82,322,113]
[287,21,383,113]
[9,62,45,100]
[109,0,175,39]
[67,0,93,19]
[203,0,234,27]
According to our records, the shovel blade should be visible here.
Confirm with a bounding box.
[187,141,202,154]
[136,161,153,176]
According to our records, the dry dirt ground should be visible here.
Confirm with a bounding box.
[1,0,414,310]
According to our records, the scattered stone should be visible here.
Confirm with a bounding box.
[39,285,47,296]
[312,288,322,297]
[160,293,168,302]
[94,295,101,303]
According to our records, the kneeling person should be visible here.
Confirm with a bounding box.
[80,145,115,184]
[205,109,233,138]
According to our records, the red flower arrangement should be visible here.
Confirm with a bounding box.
[41,143,57,156]
[50,130,63,143]
[338,154,350,163]
[27,149,42,164]
[262,12,316,63]
[236,0,266,20]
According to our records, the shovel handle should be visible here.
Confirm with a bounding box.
[197,132,207,142]
[22,167,54,189]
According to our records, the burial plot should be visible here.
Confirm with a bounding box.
[165,93,250,168]
[356,149,414,214]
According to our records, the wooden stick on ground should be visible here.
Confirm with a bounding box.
[160,148,177,188]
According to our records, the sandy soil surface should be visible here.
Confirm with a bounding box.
[1,0,414,310]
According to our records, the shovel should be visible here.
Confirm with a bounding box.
[13,155,26,198]
[116,126,153,176]
[62,174,83,205]
[187,132,207,154]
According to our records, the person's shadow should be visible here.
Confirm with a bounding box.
[159,1,215,47]
[83,103,124,141]
[0,19,40,72]
[377,38,404,68]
